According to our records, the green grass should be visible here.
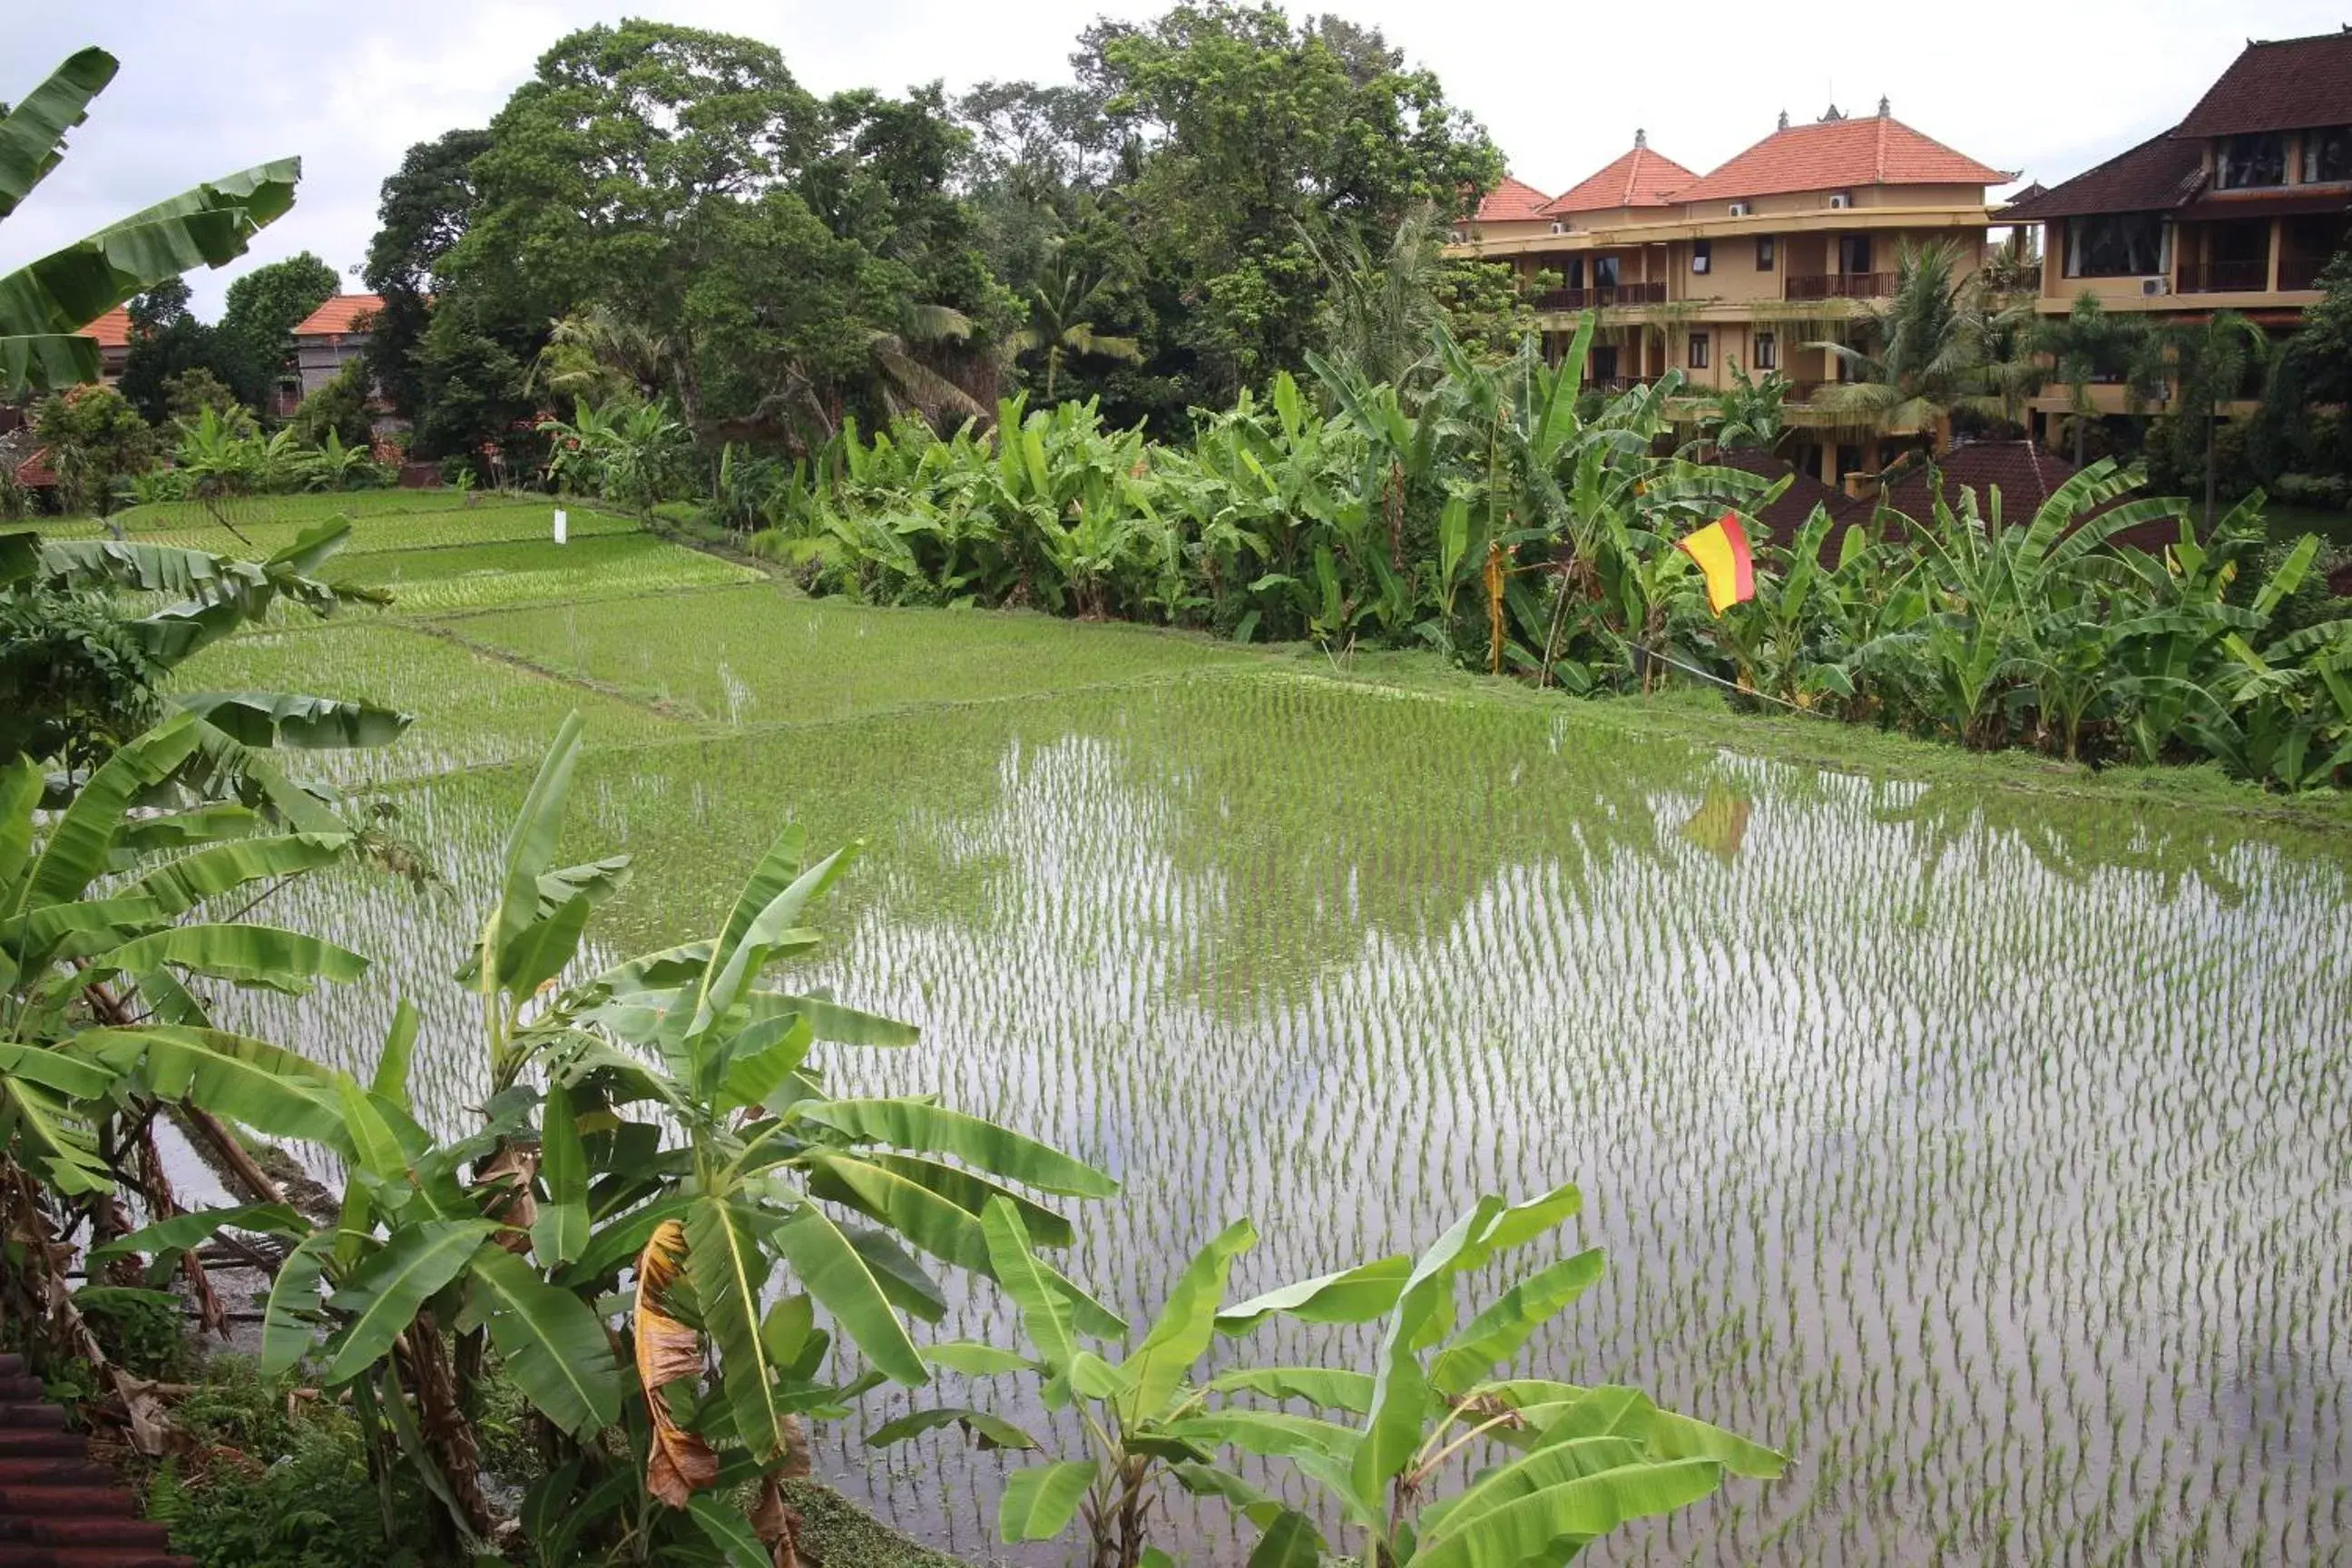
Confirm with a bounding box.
[436,584,1258,726]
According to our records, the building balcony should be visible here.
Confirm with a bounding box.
[2177,257,2269,293]
[1785,272,1897,302]
[2278,252,2335,291]
[1534,281,1668,310]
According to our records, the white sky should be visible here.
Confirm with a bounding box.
[12,1,2347,315]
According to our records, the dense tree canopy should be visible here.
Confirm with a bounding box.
[363,6,1509,458]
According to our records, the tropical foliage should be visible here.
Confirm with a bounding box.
[740,312,2352,788]
[0,48,300,395]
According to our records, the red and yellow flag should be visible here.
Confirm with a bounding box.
[1676,513,1755,615]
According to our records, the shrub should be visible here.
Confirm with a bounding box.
[73,1287,186,1379]
[2272,472,2351,511]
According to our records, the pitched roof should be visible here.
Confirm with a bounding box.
[292,293,384,338]
[1542,139,1698,215]
[1475,176,1554,222]
[2174,29,2352,138]
[1874,440,2178,550]
[1701,450,1866,552]
[78,307,132,349]
[1674,108,2013,203]
[1998,131,2207,221]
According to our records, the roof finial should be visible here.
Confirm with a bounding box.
[1877,94,1890,118]
[1634,127,1646,149]
[1778,109,1789,132]
[1821,103,1843,122]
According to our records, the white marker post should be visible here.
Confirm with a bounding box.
[553,506,568,544]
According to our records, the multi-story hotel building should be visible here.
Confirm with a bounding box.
[1453,103,2013,487]
[2001,28,2351,444]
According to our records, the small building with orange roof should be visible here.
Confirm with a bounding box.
[79,307,133,383]
[287,292,385,407]
[1458,176,1554,244]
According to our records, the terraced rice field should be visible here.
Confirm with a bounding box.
[126,495,2352,1565]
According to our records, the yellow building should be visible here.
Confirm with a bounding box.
[1456,103,2012,487]
[2002,28,2352,439]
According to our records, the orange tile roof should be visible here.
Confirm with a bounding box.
[78,307,132,349]
[1543,139,1698,215]
[1475,176,1553,222]
[1674,109,2013,203]
[291,293,385,338]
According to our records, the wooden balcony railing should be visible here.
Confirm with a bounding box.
[1534,280,1669,310]
[2278,253,2333,291]
[2178,257,2270,293]
[1784,272,1897,302]
[1582,376,1642,394]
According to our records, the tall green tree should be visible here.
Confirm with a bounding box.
[216,250,338,406]
[118,279,246,423]
[1009,242,1142,399]
[0,48,299,395]
[2034,291,2162,467]
[2160,310,2271,531]
[1076,5,1501,399]
[1809,240,1999,446]
[362,127,493,421]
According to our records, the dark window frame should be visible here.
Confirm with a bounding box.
[2305,125,2352,184]
[1691,239,1711,275]
[2219,132,2288,190]
[1687,332,1710,370]
[1753,331,1777,370]
[1593,254,1622,288]
[1839,234,1873,275]
[1756,235,1776,270]
[2064,212,2166,278]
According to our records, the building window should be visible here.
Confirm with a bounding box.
[1753,331,1777,370]
[1691,239,1711,275]
[2064,212,2166,277]
[1838,234,1873,274]
[1756,235,1776,270]
[2219,132,2288,189]
[1561,256,1585,289]
[1593,254,1621,288]
[2305,125,2352,183]
[1837,443,1863,479]
[1687,332,1710,370]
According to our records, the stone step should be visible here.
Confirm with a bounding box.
[0,1385,40,1405]
[0,1409,65,1433]
[0,1435,83,1462]
[0,1549,197,1568]
[0,1489,141,1520]
[0,1465,109,1490]
[0,1357,24,1380]
[0,1516,174,1548]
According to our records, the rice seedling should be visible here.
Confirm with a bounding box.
[170,517,2350,1565]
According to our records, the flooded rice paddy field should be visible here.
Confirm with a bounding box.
[172,505,2351,1566]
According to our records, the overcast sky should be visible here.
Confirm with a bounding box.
[13,0,2346,316]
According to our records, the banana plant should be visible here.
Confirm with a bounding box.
[1201,1186,1785,1568]
[869,1199,1266,1568]
[1,47,300,394]
[294,713,1121,1560]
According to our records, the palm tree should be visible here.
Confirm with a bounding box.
[858,301,991,426]
[2032,292,2161,467]
[1306,201,1450,390]
[1808,240,1996,446]
[527,305,681,409]
[2162,309,2271,531]
[1009,247,1142,401]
